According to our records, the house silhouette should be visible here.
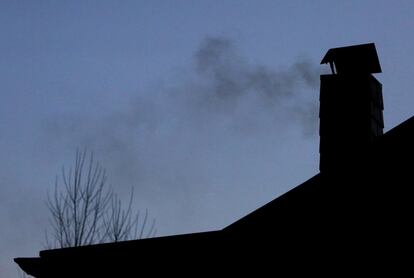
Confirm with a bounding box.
[15,44,413,276]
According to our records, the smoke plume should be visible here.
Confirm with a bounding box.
[42,36,319,235]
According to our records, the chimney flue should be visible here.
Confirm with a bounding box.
[319,43,384,173]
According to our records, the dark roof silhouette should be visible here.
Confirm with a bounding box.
[15,44,414,276]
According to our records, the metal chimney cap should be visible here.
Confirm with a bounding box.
[321,43,382,74]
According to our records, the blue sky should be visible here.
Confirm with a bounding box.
[2,1,414,276]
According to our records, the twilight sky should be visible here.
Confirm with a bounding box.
[2,1,414,276]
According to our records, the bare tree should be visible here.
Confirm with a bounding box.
[104,190,156,242]
[45,150,156,248]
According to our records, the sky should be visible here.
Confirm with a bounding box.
[2,1,414,276]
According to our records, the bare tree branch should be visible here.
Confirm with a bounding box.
[45,150,156,248]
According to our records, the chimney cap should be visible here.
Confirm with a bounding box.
[321,43,382,74]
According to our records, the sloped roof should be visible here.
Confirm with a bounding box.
[15,116,414,276]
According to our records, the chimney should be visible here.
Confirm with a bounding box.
[319,43,384,173]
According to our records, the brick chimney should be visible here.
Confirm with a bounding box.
[319,43,384,172]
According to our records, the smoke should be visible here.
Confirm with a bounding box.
[42,36,319,235]
[189,36,318,123]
